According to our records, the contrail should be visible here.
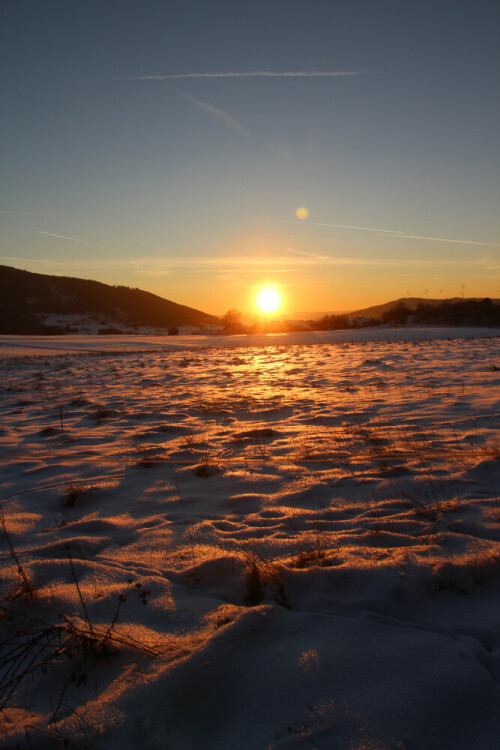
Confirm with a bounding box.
[38,231,86,243]
[291,220,500,247]
[182,93,249,134]
[2,211,79,216]
[391,233,500,247]
[298,221,406,235]
[115,70,365,81]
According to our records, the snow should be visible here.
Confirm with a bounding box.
[1,329,499,748]
[38,313,206,337]
[1,325,500,358]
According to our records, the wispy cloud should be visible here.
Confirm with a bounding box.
[291,220,500,247]
[11,253,493,284]
[36,253,489,276]
[285,247,331,261]
[0,256,51,264]
[156,254,494,271]
[154,254,374,269]
[115,70,365,81]
[38,231,86,243]
[296,221,406,235]
[182,93,249,135]
[390,233,500,248]
[1,211,87,217]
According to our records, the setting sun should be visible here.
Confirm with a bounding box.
[256,286,281,314]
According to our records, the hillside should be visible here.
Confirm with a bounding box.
[346,296,499,320]
[0,265,221,334]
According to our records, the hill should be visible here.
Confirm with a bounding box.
[0,265,221,334]
[346,297,499,320]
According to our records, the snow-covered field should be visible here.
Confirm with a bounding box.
[1,329,499,749]
[2,325,500,357]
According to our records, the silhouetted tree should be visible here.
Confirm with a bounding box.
[382,302,411,325]
[222,309,243,332]
[316,314,349,330]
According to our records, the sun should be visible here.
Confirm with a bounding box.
[256,287,281,314]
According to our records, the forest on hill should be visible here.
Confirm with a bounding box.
[0,266,220,334]
[316,298,500,330]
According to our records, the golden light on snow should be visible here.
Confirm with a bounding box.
[1,333,499,748]
[256,286,281,314]
[295,206,309,220]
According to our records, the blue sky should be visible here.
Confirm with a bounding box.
[1,1,499,313]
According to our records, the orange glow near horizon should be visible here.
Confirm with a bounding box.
[256,286,281,314]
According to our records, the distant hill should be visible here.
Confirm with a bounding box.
[346,297,499,320]
[0,265,221,334]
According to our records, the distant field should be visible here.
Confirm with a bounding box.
[1,325,499,358]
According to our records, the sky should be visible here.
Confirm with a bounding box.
[1,1,499,315]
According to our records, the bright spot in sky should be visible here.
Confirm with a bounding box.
[256,287,281,314]
[296,206,309,220]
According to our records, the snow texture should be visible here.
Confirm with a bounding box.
[1,328,499,749]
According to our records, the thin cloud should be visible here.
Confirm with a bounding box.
[1,211,87,217]
[285,247,331,261]
[0,257,51,264]
[0,255,48,263]
[105,254,487,274]
[13,254,491,282]
[115,70,365,81]
[159,255,373,269]
[391,233,500,248]
[291,220,500,247]
[38,231,86,243]
[296,221,406,235]
[182,93,249,135]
